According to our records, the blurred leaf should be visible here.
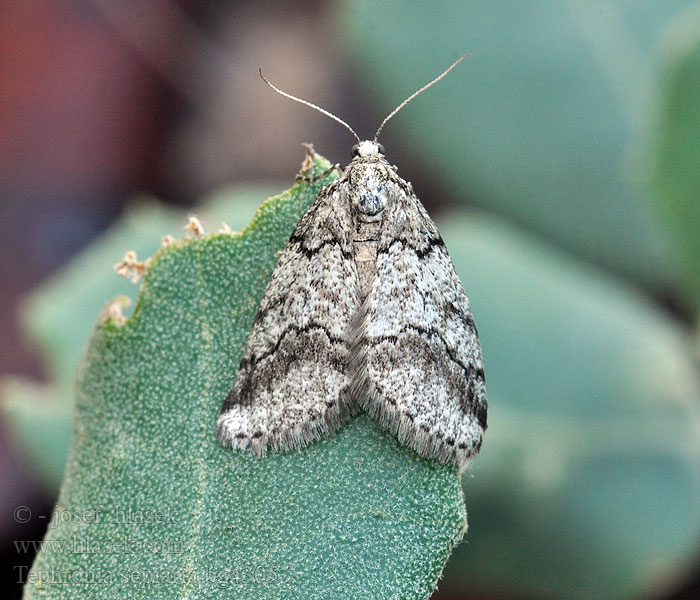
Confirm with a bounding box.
[336,0,696,288]
[25,157,465,599]
[438,212,700,600]
[646,3,700,312]
[1,186,279,492]
[0,377,72,491]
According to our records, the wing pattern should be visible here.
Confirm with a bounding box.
[350,181,486,469]
[219,156,486,470]
[217,184,362,455]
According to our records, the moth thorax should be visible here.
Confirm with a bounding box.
[353,175,388,217]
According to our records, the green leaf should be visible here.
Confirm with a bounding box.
[437,212,700,600]
[336,0,694,288]
[2,202,185,492]
[646,3,700,311]
[25,156,466,599]
[1,186,280,492]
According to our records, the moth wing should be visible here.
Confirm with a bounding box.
[353,186,487,471]
[218,184,361,455]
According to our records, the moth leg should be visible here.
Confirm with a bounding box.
[296,163,341,183]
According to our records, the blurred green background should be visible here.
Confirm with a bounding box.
[1,1,699,599]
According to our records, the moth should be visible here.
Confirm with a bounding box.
[218,54,487,471]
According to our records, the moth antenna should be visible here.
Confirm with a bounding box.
[373,52,472,143]
[259,69,361,145]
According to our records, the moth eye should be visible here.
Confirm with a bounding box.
[377,143,385,155]
[351,145,360,157]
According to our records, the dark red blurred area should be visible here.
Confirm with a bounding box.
[0,2,165,194]
[0,1,174,378]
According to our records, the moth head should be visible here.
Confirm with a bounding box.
[351,141,386,159]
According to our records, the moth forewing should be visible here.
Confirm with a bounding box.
[219,145,486,471]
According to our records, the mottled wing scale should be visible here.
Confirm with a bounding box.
[219,144,487,471]
[217,184,362,455]
[350,181,486,470]
[224,56,488,469]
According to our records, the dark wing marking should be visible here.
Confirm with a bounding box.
[218,186,361,455]
[350,180,487,471]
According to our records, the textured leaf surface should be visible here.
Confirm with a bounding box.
[24,157,465,600]
[646,4,700,311]
[438,212,700,600]
[336,0,697,288]
[3,202,184,491]
[1,187,280,491]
